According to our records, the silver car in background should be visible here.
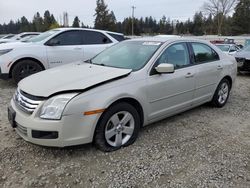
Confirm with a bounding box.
[215,44,240,56]
[8,37,237,151]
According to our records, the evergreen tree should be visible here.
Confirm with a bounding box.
[72,16,80,27]
[32,12,43,32]
[232,0,250,35]
[192,12,204,36]
[43,10,57,31]
[108,11,117,31]
[20,16,30,32]
[94,0,113,30]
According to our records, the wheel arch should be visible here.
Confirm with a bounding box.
[9,57,45,78]
[222,75,233,89]
[96,97,145,129]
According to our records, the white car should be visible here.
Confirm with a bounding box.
[8,37,237,151]
[0,28,124,83]
[215,44,240,55]
[0,32,40,44]
[0,34,15,40]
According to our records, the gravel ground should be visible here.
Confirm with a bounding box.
[0,75,250,188]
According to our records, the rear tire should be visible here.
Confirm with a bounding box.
[94,102,140,152]
[12,60,43,84]
[211,78,231,108]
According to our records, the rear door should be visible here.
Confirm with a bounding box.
[46,30,84,68]
[82,30,114,61]
[189,42,223,104]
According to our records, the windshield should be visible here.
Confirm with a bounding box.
[91,41,162,71]
[216,45,230,52]
[243,45,250,52]
[28,30,59,42]
[3,34,15,39]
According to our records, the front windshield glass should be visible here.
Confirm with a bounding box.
[28,30,59,43]
[243,45,250,52]
[4,35,15,39]
[216,45,230,52]
[91,41,162,71]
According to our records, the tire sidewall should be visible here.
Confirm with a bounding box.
[212,79,231,108]
[12,60,43,83]
[94,102,140,152]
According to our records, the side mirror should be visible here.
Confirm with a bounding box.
[155,63,174,74]
[229,49,236,53]
[46,38,60,46]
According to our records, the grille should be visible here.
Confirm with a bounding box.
[16,123,28,136]
[14,89,42,114]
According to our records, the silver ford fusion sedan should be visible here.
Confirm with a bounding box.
[8,37,237,151]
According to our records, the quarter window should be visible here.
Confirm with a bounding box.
[191,43,219,63]
[83,31,112,45]
[156,43,190,69]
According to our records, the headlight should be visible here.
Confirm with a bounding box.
[0,49,13,56]
[40,93,78,120]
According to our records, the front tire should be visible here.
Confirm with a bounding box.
[12,60,43,84]
[94,102,140,152]
[211,78,231,108]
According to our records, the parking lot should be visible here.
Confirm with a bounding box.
[0,74,250,188]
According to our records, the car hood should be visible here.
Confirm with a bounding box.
[18,62,132,97]
[235,50,250,59]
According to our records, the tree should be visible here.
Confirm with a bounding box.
[108,11,117,31]
[232,0,250,34]
[94,0,117,31]
[94,0,110,29]
[43,10,57,31]
[72,16,80,27]
[20,16,30,32]
[192,12,204,35]
[32,12,43,32]
[203,0,237,35]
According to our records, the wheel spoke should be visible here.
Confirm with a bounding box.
[110,114,120,126]
[115,133,122,147]
[120,112,132,125]
[105,128,116,139]
[122,126,134,135]
[223,87,228,94]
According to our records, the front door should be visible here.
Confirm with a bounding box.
[146,42,196,121]
[46,30,84,68]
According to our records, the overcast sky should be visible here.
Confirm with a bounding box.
[0,0,206,26]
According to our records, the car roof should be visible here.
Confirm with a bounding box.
[215,44,235,46]
[54,28,124,36]
[130,36,209,44]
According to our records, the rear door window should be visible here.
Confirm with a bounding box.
[191,43,220,63]
[83,31,112,45]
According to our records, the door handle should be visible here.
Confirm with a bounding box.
[185,72,194,78]
[217,65,223,70]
